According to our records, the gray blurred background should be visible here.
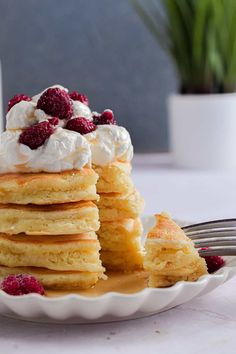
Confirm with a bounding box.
[0,0,177,152]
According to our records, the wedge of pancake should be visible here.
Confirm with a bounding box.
[0,201,99,235]
[0,265,102,290]
[0,232,105,273]
[144,213,208,287]
[0,168,98,205]
[94,161,133,194]
[98,189,144,222]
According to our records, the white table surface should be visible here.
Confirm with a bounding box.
[1,153,236,354]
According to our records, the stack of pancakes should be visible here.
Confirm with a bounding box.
[0,169,105,289]
[94,161,144,271]
[144,213,207,287]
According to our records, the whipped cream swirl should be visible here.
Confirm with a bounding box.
[85,125,133,166]
[72,101,92,120]
[1,84,132,173]
[0,127,91,173]
[6,101,37,130]
[7,84,93,130]
[1,84,92,173]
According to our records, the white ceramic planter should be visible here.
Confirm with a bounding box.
[168,93,236,169]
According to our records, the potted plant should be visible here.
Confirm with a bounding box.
[130,0,236,169]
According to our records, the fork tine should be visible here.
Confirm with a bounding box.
[198,246,236,256]
[181,218,236,256]
[195,237,236,248]
[187,229,236,240]
[183,219,236,233]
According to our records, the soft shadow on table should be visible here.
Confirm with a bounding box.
[0,311,164,351]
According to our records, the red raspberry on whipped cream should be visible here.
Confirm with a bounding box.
[48,117,59,126]
[65,117,96,135]
[93,109,116,125]
[37,88,73,120]
[69,91,89,106]
[8,94,32,112]
[19,120,55,150]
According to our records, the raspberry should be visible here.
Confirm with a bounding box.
[1,274,44,296]
[204,255,225,273]
[92,112,101,123]
[48,117,59,126]
[69,91,89,106]
[19,121,55,150]
[65,117,96,134]
[93,109,116,125]
[8,94,32,111]
[37,88,73,120]
[201,248,225,273]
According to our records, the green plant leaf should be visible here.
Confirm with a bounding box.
[130,0,236,93]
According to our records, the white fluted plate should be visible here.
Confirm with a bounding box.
[0,215,235,324]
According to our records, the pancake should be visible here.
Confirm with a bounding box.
[98,189,144,221]
[0,168,98,205]
[101,250,144,271]
[98,218,143,251]
[0,232,105,272]
[144,213,208,287]
[0,265,103,290]
[0,201,99,235]
[148,261,208,288]
[100,234,142,253]
[94,161,133,194]
[98,218,143,271]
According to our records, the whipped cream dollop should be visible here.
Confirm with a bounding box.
[7,84,93,130]
[85,125,133,166]
[72,100,92,120]
[6,101,37,130]
[33,84,93,120]
[1,84,94,173]
[0,127,91,173]
[1,84,133,173]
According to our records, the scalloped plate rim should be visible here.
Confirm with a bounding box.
[0,215,235,323]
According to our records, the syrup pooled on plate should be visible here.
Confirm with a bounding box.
[46,271,148,297]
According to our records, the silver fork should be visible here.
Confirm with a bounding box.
[182,219,236,256]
